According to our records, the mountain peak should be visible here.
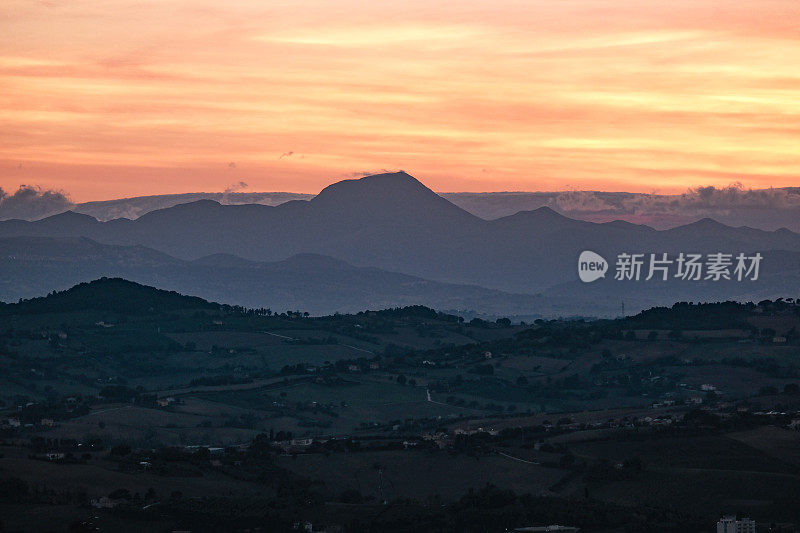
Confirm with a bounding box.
[676,217,728,231]
[136,199,225,223]
[163,199,222,212]
[602,219,655,231]
[531,206,561,217]
[39,210,98,224]
[492,205,574,225]
[309,172,480,223]
[192,253,257,268]
[277,253,354,269]
[313,172,430,203]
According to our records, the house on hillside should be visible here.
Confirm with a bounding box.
[156,397,176,407]
[91,496,122,509]
[716,515,756,533]
[513,526,580,532]
[422,432,451,449]
[278,438,314,453]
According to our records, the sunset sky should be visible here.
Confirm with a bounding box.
[2,0,799,201]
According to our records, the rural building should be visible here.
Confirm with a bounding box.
[717,515,756,533]
[513,526,580,532]
[279,438,314,452]
[91,496,122,509]
[454,427,498,436]
[422,432,451,448]
[157,397,176,407]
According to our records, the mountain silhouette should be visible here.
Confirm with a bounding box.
[2,172,799,296]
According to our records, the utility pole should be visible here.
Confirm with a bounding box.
[378,468,385,504]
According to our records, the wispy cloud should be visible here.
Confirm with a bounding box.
[0,185,74,220]
[255,23,486,48]
[223,181,248,194]
[2,0,800,199]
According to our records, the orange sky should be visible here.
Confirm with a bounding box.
[2,0,800,201]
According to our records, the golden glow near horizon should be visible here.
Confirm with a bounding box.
[2,0,800,201]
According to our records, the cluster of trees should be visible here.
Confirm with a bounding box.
[759,383,800,396]
[626,301,750,329]
[1,277,218,316]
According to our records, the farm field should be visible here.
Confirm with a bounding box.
[728,426,800,467]
[275,449,568,501]
[588,467,800,524]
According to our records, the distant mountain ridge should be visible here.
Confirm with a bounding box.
[7,181,800,233]
[1,172,799,298]
[76,191,314,221]
[2,172,799,315]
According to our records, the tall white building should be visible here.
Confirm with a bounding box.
[717,515,756,533]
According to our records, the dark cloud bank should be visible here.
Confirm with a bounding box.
[0,185,75,221]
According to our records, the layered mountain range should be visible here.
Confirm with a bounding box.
[2,172,799,316]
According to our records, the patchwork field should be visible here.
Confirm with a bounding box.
[276,449,568,501]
